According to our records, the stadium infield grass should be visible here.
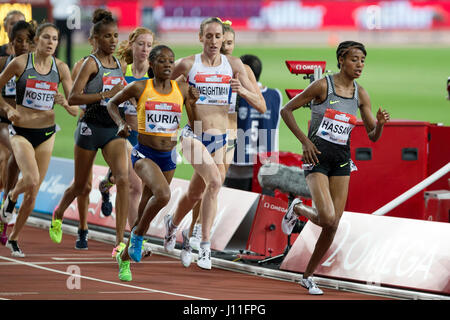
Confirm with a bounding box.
[54,45,450,180]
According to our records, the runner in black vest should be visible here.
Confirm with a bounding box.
[0,20,35,246]
[0,22,77,257]
[280,41,390,295]
[49,9,130,257]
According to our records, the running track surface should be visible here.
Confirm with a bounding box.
[0,225,392,301]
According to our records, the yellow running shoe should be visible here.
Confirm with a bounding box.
[116,252,132,281]
[49,218,62,243]
[112,242,126,258]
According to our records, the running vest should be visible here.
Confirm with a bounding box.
[15,53,60,110]
[124,63,150,116]
[82,54,127,127]
[136,79,184,137]
[124,63,149,84]
[187,53,233,106]
[234,86,282,165]
[2,55,16,98]
[309,75,359,146]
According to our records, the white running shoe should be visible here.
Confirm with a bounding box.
[163,215,177,252]
[281,198,302,235]
[6,240,25,258]
[189,223,201,251]
[197,243,211,270]
[180,229,192,268]
[0,194,16,224]
[300,276,323,295]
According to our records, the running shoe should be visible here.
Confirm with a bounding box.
[6,239,25,258]
[98,179,113,217]
[116,252,132,282]
[300,276,323,295]
[281,198,302,235]
[0,221,7,246]
[189,223,202,251]
[180,229,192,268]
[0,193,16,224]
[49,218,62,244]
[163,215,177,252]
[197,243,211,270]
[128,227,143,263]
[49,206,63,244]
[112,242,126,258]
[75,229,88,250]
[141,239,152,259]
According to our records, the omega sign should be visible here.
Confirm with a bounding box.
[285,61,327,75]
[281,211,450,294]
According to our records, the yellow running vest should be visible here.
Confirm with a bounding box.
[136,79,184,137]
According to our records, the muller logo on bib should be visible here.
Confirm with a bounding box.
[22,79,58,111]
[317,109,357,145]
[145,100,182,137]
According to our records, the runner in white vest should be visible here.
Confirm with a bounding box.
[163,17,266,270]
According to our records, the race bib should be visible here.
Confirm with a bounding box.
[22,79,57,110]
[193,73,232,105]
[316,108,357,145]
[228,92,237,113]
[5,77,16,96]
[100,76,130,108]
[145,101,181,136]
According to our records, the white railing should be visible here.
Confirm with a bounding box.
[372,162,450,216]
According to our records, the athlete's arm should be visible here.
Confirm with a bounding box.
[68,57,101,105]
[56,59,78,116]
[280,79,326,165]
[171,56,193,81]
[0,55,26,121]
[178,80,199,126]
[107,80,146,138]
[229,56,266,114]
[358,85,390,142]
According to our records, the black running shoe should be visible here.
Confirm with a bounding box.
[98,179,113,217]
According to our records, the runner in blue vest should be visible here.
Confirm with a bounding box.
[280,41,390,295]
[0,22,78,257]
[224,54,282,191]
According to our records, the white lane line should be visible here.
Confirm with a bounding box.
[0,261,179,267]
[0,255,209,300]
[0,261,179,266]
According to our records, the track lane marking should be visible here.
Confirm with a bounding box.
[0,255,209,300]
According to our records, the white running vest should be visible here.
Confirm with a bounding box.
[187,53,233,106]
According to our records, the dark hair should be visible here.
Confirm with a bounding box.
[92,9,116,36]
[336,41,367,69]
[35,22,59,39]
[149,45,174,63]
[240,54,262,82]
[11,20,35,42]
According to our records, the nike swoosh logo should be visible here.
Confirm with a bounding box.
[45,131,54,136]
[103,72,111,76]
[340,162,349,167]
[28,75,37,79]
[330,100,339,104]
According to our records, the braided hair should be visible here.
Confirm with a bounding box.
[336,41,367,69]
[92,9,116,36]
